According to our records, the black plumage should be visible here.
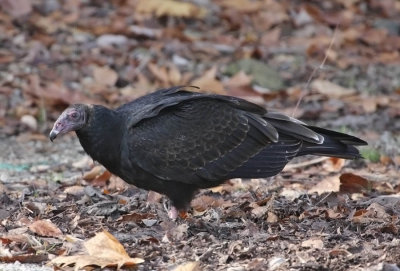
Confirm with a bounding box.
[50,87,367,216]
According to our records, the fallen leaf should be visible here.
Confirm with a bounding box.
[163,223,188,242]
[148,63,169,85]
[266,211,279,223]
[311,79,356,98]
[0,254,48,264]
[218,0,264,13]
[191,66,225,94]
[64,185,85,196]
[323,158,345,172]
[147,191,163,204]
[301,238,324,249]
[93,66,118,86]
[168,64,182,85]
[352,203,390,224]
[308,175,340,195]
[324,208,344,219]
[51,230,144,270]
[136,0,206,18]
[224,71,253,88]
[0,0,32,17]
[117,212,156,223]
[191,195,226,212]
[72,156,93,169]
[339,173,371,194]
[360,28,388,46]
[28,220,62,237]
[224,59,284,91]
[26,75,97,107]
[83,166,104,181]
[329,249,351,257]
[172,261,201,271]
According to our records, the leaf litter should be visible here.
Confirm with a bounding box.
[0,0,400,270]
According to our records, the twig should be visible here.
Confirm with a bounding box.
[291,23,339,117]
[282,156,329,171]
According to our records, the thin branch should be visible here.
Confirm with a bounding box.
[282,156,329,171]
[291,23,339,117]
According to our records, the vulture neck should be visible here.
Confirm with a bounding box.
[76,105,124,175]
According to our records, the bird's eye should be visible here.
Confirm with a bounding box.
[71,112,78,119]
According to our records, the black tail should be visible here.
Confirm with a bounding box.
[296,126,367,159]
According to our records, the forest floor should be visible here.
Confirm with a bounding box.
[1,0,400,270]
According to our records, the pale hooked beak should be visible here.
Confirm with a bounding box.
[49,129,59,142]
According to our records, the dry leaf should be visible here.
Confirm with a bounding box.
[191,195,226,212]
[323,157,345,172]
[26,75,97,106]
[51,230,144,271]
[352,203,390,224]
[72,156,93,169]
[324,208,344,219]
[64,185,85,196]
[148,63,169,84]
[301,238,324,249]
[83,165,104,181]
[0,0,32,17]
[311,79,356,98]
[308,175,340,195]
[28,220,62,237]
[172,261,201,271]
[224,71,253,88]
[93,66,118,86]
[218,0,264,13]
[339,173,371,194]
[168,64,182,85]
[191,66,225,94]
[136,0,206,18]
[91,170,112,187]
[147,191,163,204]
[117,212,156,223]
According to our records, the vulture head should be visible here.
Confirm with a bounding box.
[49,104,88,141]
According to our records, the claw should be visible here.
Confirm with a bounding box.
[168,206,178,220]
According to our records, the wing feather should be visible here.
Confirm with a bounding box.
[127,98,275,185]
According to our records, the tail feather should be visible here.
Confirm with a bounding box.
[297,126,367,159]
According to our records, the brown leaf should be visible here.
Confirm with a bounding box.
[168,64,182,85]
[83,166,104,181]
[51,230,144,270]
[301,238,324,249]
[117,212,156,223]
[191,195,226,212]
[172,261,201,271]
[148,63,169,85]
[352,203,390,224]
[311,80,356,98]
[93,66,118,86]
[91,170,112,187]
[308,175,340,195]
[339,173,371,194]
[324,208,344,219]
[147,191,163,204]
[329,249,351,257]
[29,220,62,237]
[26,75,97,107]
[136,0,206,18]
[0,254,48,264]
[64,185,85,197]
[191,66,225,94]
[218,0,264,13]
[0,0,32,17]
[323,158,345,172]
[224,71,252,88]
